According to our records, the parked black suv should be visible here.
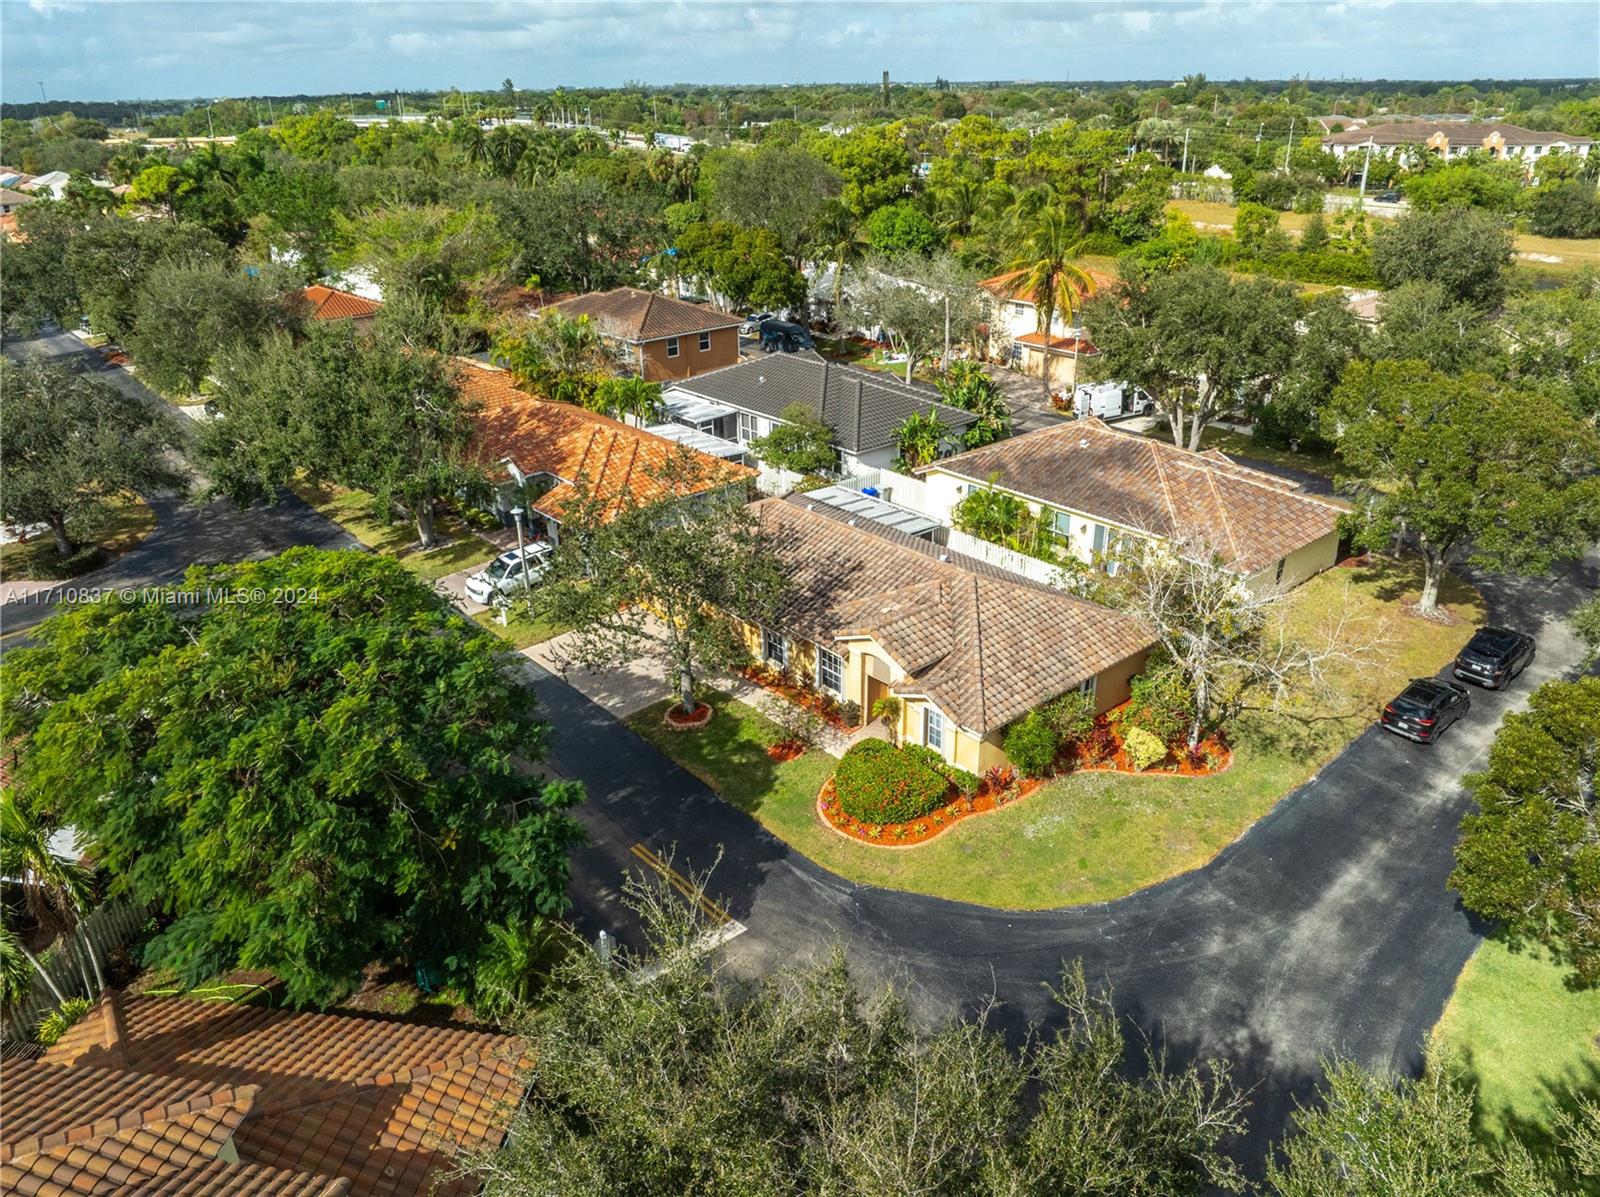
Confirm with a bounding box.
[1380,679,1470,744]
[1452,626,1535,690]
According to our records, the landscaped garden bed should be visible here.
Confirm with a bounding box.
[817,758,1042,847]
[738,662,860,730]
[664,702,714,730]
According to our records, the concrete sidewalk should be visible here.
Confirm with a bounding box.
[527,624,865,756]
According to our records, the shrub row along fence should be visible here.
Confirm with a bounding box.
[2,896,148,1044]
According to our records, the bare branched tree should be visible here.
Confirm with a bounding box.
[1117,533,1389,747]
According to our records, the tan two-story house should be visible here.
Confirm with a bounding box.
[549,287,743,382]
[736,494,1152,774]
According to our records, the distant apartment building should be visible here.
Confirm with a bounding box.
[1321,121,1593,170]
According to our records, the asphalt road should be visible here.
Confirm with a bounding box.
[530,553,1596,1171]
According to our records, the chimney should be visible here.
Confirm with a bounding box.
[852,380,864,453]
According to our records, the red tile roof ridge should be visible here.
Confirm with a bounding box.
[2,1065,261,1164]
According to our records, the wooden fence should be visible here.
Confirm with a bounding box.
[2,897,148,1044]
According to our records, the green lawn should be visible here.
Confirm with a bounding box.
[628,557,1482,908]
[0,493,157,581]
[1143,424,1338,481]
[1434,939,1600,1152]
[289,480,497,583]
[471,606,569,650]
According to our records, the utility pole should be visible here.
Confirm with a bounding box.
[1358,142,1373,197]
[206,104,214,139]
[1180,127,1191,175]
[1283,118,1295,171]
[266,96,274,123]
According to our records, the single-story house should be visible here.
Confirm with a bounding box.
[661,353,977,477]
[547,287,742,382]
[0,187,34,216]
[297,284,383,332]
[461,360,754,540]
[978,267,1112,394]
[2,990,527,1197]
[738,494,1152,773]
[919,417,1345,587]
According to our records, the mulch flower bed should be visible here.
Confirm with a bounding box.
[767,741,807,762]
[1070,736,1233,777]
[663,703,713,730]
[818,774,1045,848]
[738,666,855,730]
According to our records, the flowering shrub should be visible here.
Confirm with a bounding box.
[1122,725,1168,772]
[983,765,1019,802]
[834,740,951,824]
[1081,719,1119,764]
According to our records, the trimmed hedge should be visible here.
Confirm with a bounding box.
[1003,712,1061,778]
[903,744,981,797]
[834,740,951,825]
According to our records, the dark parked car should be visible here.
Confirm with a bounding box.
[1375,189,1402,203]
[759,319,815,353]
[1452,625,1535,690]
[1380,678,1470,744]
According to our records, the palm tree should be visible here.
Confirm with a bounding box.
[1005,208,1096,404]
[895,410,952,470]
[0,791,102,999]
[451,118,488,169]
[486,125,527,178]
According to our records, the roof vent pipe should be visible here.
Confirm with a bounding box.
[852,380,864,451]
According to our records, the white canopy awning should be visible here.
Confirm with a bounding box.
[664,395,735,425]
[644,422,748,461]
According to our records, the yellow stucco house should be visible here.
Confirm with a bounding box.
[918,418,1346,590]
[738,495,1153,775]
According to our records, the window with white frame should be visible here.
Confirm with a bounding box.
[762,627,788,668]
[923,707,945,754]
[817,647,844,695]
[666,336,680,358]
[1009,342,1024,363]
[737,411,758,443]
[698,330,711,352]
[1012,301,1028,318]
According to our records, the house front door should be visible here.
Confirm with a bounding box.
[864,675,890,726]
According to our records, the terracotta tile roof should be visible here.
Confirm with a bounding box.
[1013,330,1099,356]
[757,496,1151,732]
[460,361,753,522]
[928,418,1344,575]
[297,286,382,322]
[2,992,526,1197]
[978,266,1115,306]
[1321,120,1593,147]
[549,287,742,342]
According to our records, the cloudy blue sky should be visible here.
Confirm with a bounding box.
[3,1,1596,104]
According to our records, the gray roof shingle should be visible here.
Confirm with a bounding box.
[667,354,977,455]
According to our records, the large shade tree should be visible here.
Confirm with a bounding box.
[1451,676,1600,989]
[0,358,187,559]
[0,549,586,1007]
[534,451,785,717]
[843,253,983,384]
[1370,205,1515,308]
[1324,360,1600,613]
[1082,263,1299,450]
[201,319,484,547]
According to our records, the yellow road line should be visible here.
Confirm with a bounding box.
[629,842,732,925]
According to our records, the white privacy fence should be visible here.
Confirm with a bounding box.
[839,467,929,515]
[945,529,1073,588]
[2,897,148,1044]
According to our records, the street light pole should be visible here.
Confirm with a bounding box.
[510,506,533,594]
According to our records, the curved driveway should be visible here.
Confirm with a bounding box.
[535,556,1595,1168]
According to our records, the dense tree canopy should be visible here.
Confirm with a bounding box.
[1325,360,1600,612]
[1370,206,1515,308]
[0,357,186,558]
[1083,264,1299,449]
[1451,676,1600,989]
[201,319,484,547]
[0,549,585,1007]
